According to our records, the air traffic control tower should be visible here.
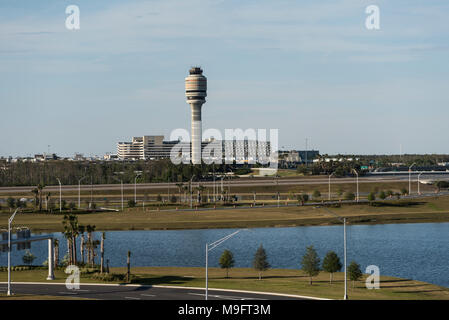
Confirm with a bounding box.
[185,67,207,164]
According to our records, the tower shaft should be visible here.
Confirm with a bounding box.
[185,67,207,165]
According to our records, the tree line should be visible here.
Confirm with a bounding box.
[0,160,236,187]
[219,245,364,287]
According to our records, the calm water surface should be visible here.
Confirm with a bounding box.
[1,223,448,288]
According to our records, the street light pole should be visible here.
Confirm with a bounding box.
[78,176,87,209]
[134,173,142,204]
[315,206,348,300]
[409,163,416,195]
[56,178,62,213]
[352,169,359,202]
[190,176,194,208]
[418,172,423,195]
[328,172,335,201]
[8,209,19,296]
[112,175,124,211]
[205,229,245,300]
[121,180,124,210]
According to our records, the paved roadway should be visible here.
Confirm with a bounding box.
[0,282,309,300]
[2,173,449,194]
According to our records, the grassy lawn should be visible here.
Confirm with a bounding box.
[1,195,449,232]
[0,267,447,300]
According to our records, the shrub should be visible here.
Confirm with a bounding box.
[343,192,355,200]
[90,272,127,282]
[128,199,136,208]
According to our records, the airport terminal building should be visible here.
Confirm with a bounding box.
[117,135,271,162]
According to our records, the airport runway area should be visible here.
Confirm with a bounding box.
[1,173,448,194]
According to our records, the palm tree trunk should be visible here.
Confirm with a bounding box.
[72,235,77,265]
[100,235,104,273]
[54,242,59,267]
[87,232,91,266]
[80,235,85,264]
[67,239,72,265]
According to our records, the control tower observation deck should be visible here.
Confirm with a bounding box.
[185,67,207,164]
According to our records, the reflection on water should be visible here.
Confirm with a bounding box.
[1,223,448,288]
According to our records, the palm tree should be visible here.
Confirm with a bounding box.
[79,225,85,265]
[176,183,184,203]
[31,188,39,211]
[62,215,74,265]
[100,232,105,273]
[195,185,206,204]
[37,183,44,212]
[182,185,189,203]
[54,239,59,268]
[86,225,96,267]
[45,192,51,211]
[62,213,80,265]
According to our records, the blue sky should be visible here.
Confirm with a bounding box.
[1,0,448,157]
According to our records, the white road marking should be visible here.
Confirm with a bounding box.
[124,296,141,300]
[59,291,77,295]
[141,294,156,297]
[188,292,266,300]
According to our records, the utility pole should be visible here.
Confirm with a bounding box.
[409,163,416,195]
[78,176,87,209]
[56,178,62,213]
[305,138,308,166]
[8,209,19,296]
[328,172,335,201]
[315,206,348,300]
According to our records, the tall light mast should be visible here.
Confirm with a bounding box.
[185,67,207,164]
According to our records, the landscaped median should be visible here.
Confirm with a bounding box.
[1,266,448,300]
[2,196,449,232]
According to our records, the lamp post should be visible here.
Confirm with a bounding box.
[8,208,19,296]
[418,172,423,195]
[212,165,216,203]
[352,169,359,202]
[190,176,195,208]
[112,176,124,211]
[56,178,62,213]
[205,229,245,300]
[134,172,142,204]
[328,172,335,201]
[78,176,87,209]
[314,206,348,300]
[409,163,416,195]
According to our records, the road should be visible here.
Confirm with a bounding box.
[0,282,310,300]
[2,173,449,194]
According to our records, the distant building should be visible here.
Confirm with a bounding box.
[117,136,180,160]
[279,150,320,164]
[103,154,119,161]
[117,135,271,162]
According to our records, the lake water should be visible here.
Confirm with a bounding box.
[1,223,448,288]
